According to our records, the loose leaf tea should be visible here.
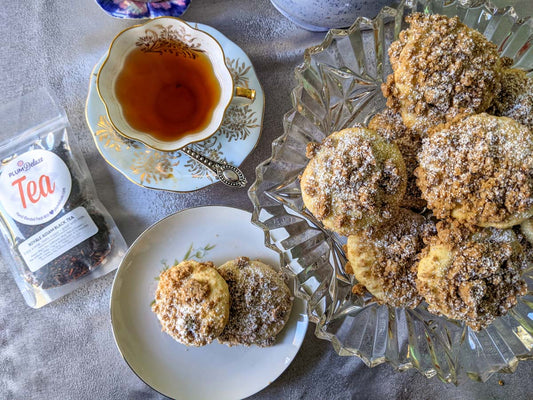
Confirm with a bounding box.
[0,89,127,308]
[29,210,110,288]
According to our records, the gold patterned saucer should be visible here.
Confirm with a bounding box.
[85,23,264,192]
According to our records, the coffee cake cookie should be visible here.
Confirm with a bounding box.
[382,13,503,133]
[216,257,292,347]
[152,260,230,346]
[301,127,406,235]
[417,220,527,330]
[416,113,533,228]
[345,208,435,308]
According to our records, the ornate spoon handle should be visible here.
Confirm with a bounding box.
[180,146,247,188]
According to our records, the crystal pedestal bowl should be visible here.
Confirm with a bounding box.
[249,0,533,383]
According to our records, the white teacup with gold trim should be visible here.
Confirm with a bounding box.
[97,17,255,152]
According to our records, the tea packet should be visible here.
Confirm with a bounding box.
[0,88,127,308]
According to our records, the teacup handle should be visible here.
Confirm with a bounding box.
[233,87,256,106]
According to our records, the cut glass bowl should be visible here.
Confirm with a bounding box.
[249,0,533,383]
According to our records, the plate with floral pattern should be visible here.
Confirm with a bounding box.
[110,206,308,399]
[95,0,191,19]
[85,23,264,192]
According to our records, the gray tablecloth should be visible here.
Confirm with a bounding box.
[1,1,532,399]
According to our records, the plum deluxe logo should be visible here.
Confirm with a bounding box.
[0,150,72,225]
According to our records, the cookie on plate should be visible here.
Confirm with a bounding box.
[152,260,230,346]
[216,257,293,347]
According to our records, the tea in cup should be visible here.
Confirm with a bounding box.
[97,17,255,151]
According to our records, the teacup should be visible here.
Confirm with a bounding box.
[97,17,255,152]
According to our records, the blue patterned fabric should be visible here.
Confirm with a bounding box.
[95,0,191,19]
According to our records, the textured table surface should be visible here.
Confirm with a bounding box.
[1,1,532,399]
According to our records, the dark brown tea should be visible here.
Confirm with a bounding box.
[114,47,222,142]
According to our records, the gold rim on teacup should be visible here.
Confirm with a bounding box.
[96,16,255,152]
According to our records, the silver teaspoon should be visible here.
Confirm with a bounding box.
[180,146,247,188]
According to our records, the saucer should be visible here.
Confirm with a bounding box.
[85,23,264,192]
[110,206,308,399]
[95,0,191,19]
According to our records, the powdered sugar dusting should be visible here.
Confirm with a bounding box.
[416,113,533,227]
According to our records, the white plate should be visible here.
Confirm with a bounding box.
[110,206,308,399]
[86,23,264,192]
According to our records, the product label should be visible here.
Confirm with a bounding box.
[0,149,72,225]
[18,207,99,272]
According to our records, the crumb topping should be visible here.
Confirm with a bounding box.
[416,113,533,226]
[351,283,367,297]
[181,279,210,304]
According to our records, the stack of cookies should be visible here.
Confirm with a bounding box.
[300,13,533,330]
